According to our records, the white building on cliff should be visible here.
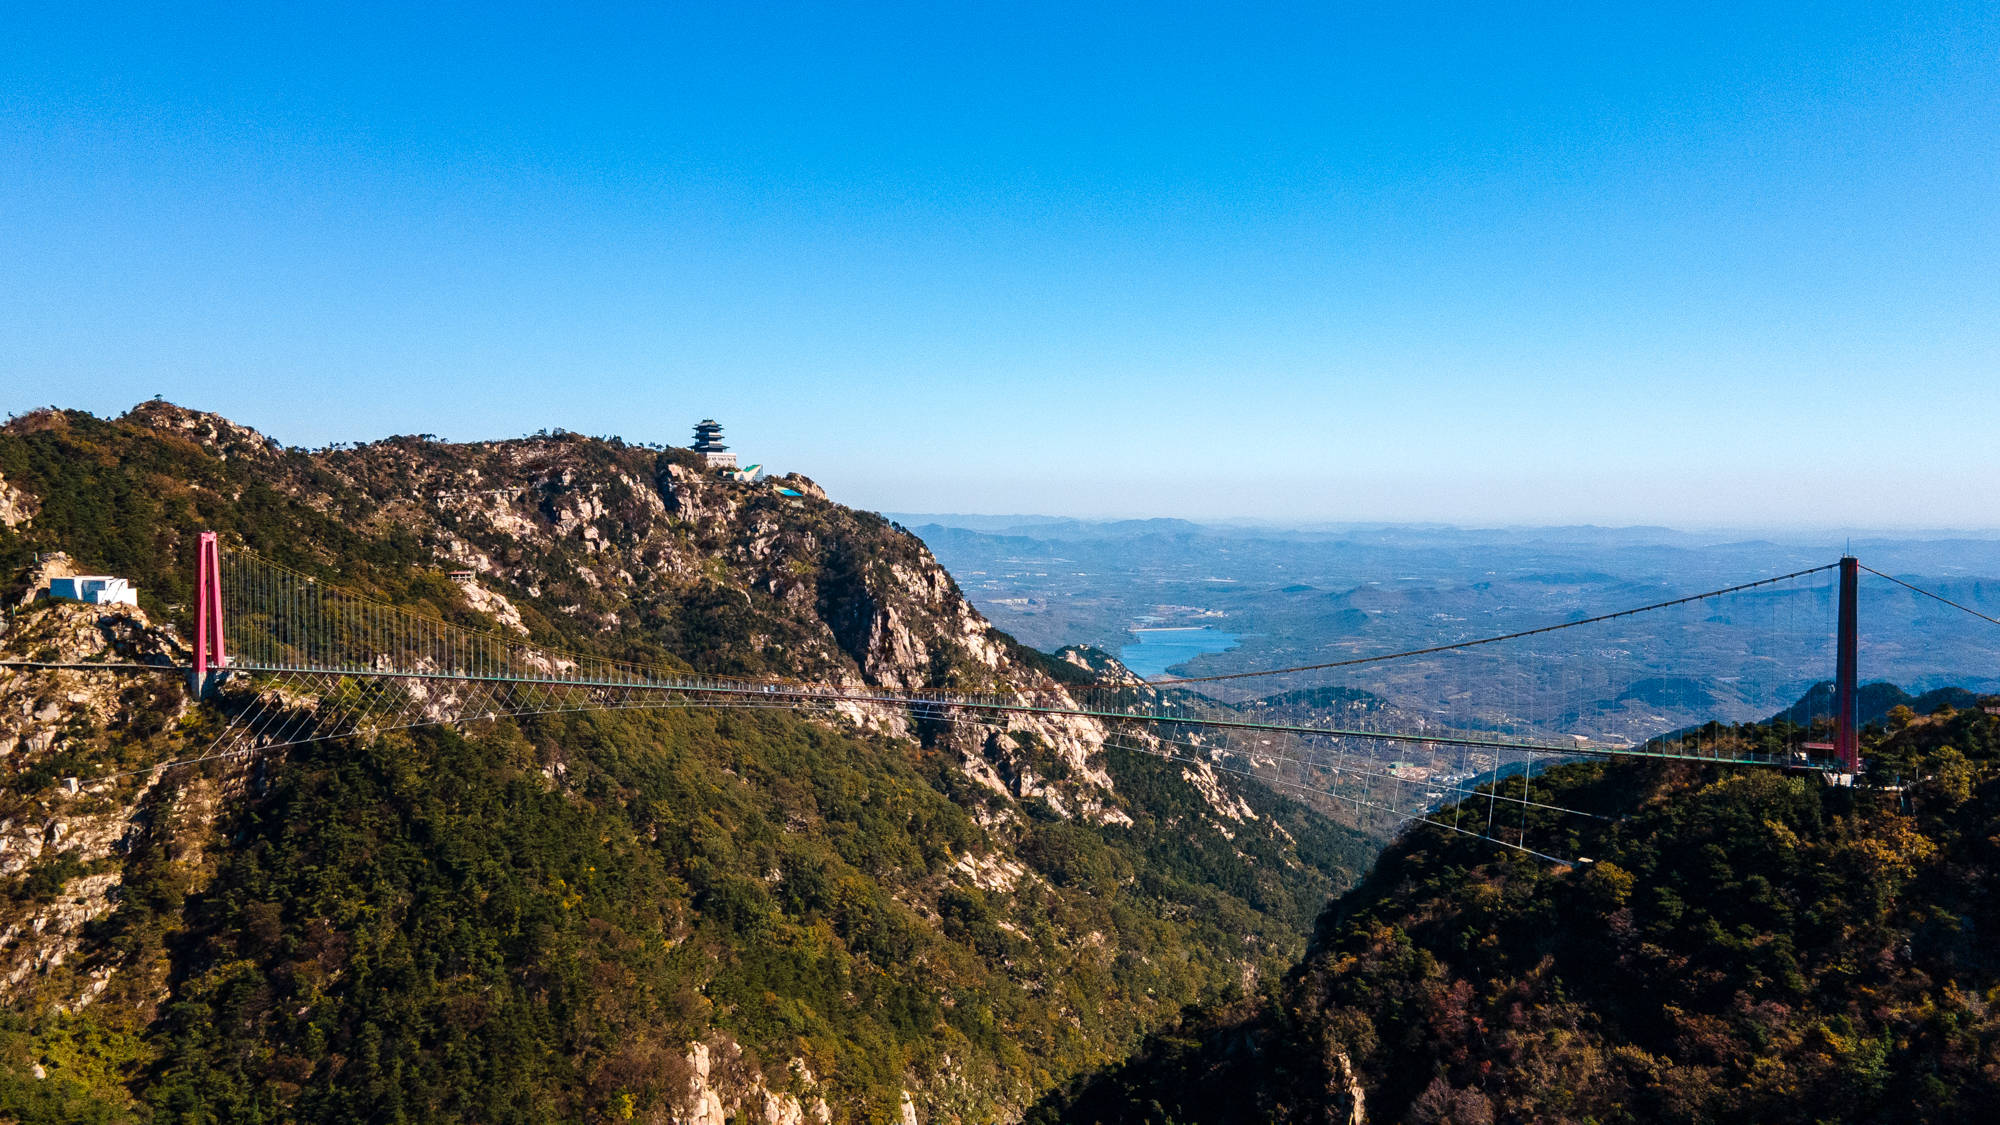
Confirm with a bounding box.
[47,575,139,607]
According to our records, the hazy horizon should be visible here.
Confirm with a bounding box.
[887,511,2000,541]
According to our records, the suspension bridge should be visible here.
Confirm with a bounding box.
[8,532,1999,860]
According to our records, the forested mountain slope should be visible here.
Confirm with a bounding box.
[1040,703,2000,1124]
[0,403,1375,1123]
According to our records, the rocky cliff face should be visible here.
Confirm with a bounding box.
[0,600,213,1035]
[0,470,35,531]
[0,403,1375,1124]
[121,402,1154,826]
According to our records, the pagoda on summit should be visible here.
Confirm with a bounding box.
[691,419,736,470]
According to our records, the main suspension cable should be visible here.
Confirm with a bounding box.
[1860,564,2000,629]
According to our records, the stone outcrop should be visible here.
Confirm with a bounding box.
[677,1039,833,1125]
[125,397,285,462]
[0,471,35,530]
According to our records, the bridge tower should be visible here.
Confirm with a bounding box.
[1834,555,1860,773]
[191,531,228,697]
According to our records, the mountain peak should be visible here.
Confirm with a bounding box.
[121,398,283,459]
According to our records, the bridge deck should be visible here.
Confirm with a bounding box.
[1,658,1819,770]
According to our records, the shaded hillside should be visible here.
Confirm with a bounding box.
[1039,700,2000,1124]
[1771,680,1986,731]
[0,403,1377,1123]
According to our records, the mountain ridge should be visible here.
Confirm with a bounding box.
[0,402,1375,1123]
[1035,700,2000,1124]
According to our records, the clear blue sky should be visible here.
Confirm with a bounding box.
[3,3,1995,526]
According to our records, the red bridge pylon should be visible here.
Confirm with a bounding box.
[1834,555,1860,775]
[192,531,228,696]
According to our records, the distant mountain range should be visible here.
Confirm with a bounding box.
[900,514,2000,743]
[892,513,2000,550]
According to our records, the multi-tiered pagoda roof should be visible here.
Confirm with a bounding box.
[692,420,728,452]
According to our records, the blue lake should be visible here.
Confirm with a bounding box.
[1118,627,1242,677]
